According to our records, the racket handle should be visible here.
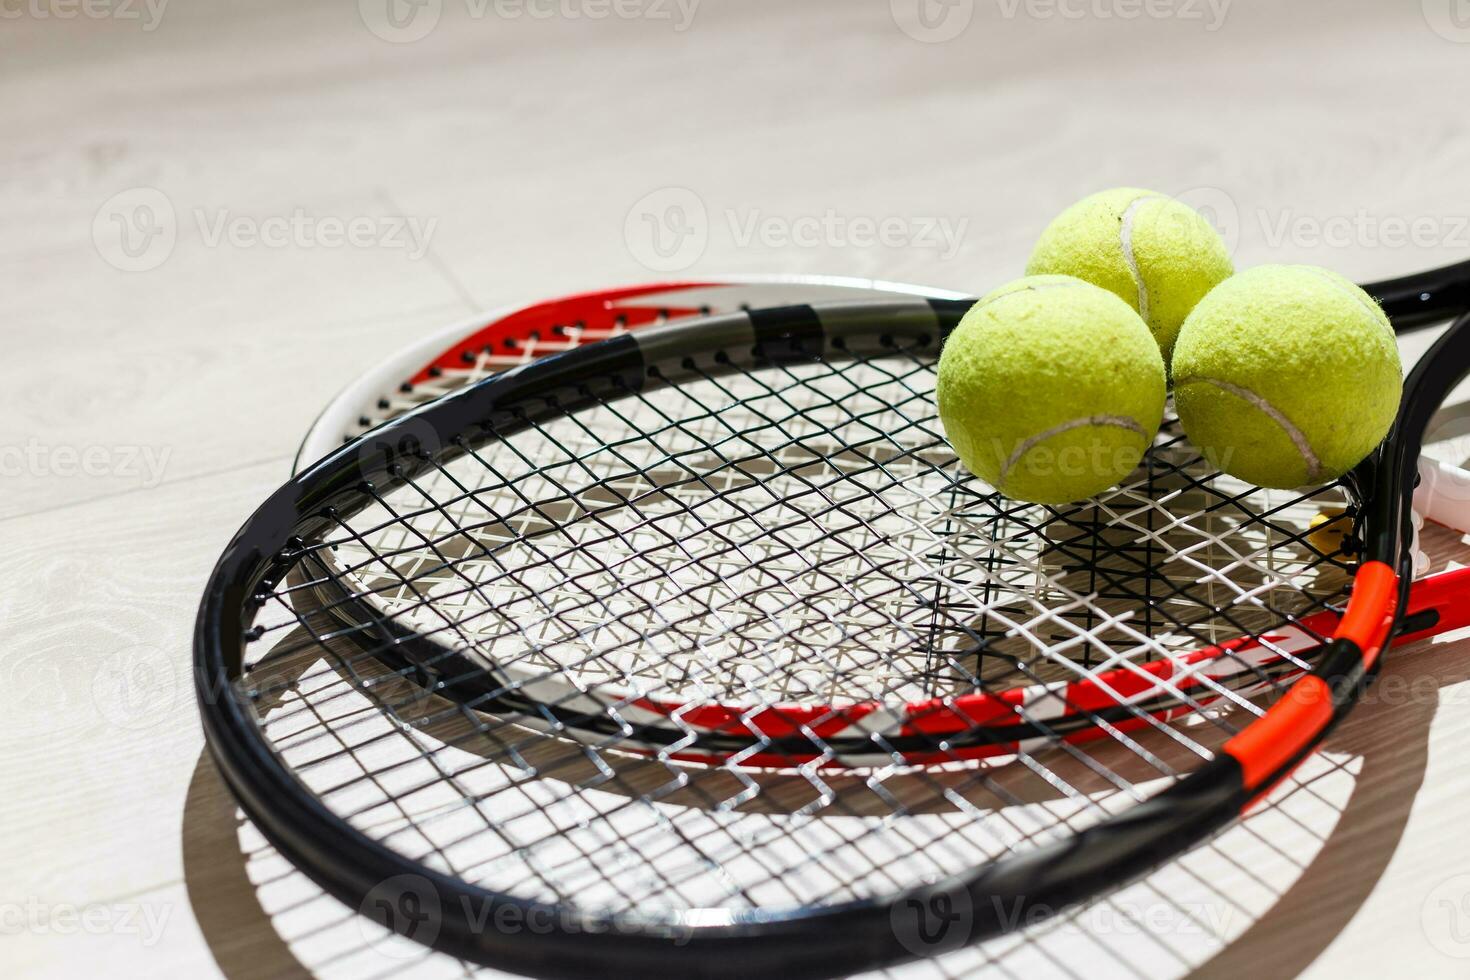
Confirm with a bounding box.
[1393,563,1470,644]
[1415,456,1470,533]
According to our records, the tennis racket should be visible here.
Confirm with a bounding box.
[287,268,1470,765]
[197,259,1470,978]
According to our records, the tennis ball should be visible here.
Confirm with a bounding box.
[1026,188,1234,362]
[937,275,1166,505]
[1171,265,1402,490]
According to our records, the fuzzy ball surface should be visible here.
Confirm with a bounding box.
[1026,187,1234,362]
[1171,264,1402,489]
[936,275,1167,504]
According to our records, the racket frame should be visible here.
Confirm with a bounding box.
[197,261,1470,977]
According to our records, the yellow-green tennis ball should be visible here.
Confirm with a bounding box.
[1171,265,1402,490]
[1026,188,1234,362]
[937,275,1167,505]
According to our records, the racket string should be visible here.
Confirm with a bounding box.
[235,341,1359,917]
[345,320,638,444]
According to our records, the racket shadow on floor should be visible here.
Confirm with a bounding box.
[176,642,1470,979]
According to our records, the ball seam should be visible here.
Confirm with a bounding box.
[999,415,1147,488]
[1173,376,1324,484]
[1119,194,1164,324]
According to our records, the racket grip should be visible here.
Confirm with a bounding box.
[1415,456,1470,534]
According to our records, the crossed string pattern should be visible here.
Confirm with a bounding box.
[236,337,1357,922]
[337,316,646,446]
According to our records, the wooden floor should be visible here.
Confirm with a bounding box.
[8,0,1470,975]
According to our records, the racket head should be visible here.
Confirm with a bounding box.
[196,292,1470,976]
[287,274,1470,765]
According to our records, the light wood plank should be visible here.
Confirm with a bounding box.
[9,1,1470,977]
